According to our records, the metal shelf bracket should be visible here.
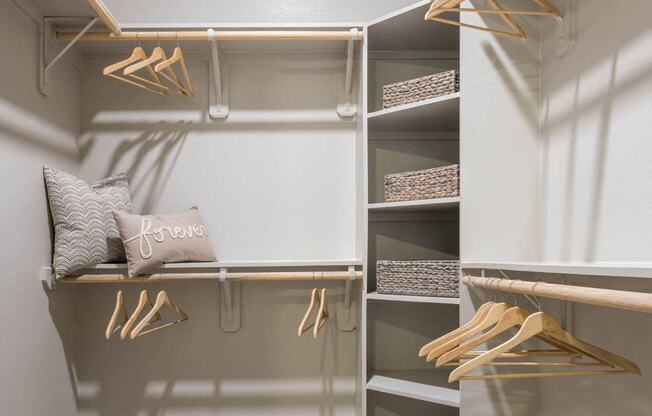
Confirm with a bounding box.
[39,17,98,96]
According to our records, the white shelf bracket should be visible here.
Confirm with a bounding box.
[39,17,98,96]
[208,29,229,119]
[336,266,358,331]
[337,28,358,118]
[219,267,241,332]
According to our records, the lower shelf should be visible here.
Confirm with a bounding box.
[366,375,460,408]
[366,291,460,305]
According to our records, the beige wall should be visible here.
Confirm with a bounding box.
[0,1,82,415]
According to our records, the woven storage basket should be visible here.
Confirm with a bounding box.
[377,260,460,297]
[384,164,459,202]
[383,70,459,109]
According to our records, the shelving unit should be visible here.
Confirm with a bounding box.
[362,2,460,414]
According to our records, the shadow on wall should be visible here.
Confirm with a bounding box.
[47,281,357,416]
[80,124,188,215]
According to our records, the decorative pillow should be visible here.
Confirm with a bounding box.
[43,167,133,277]
[113,207,216,277]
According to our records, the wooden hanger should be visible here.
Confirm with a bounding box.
[313,288,329,338]
[105,290,129,340]
[425,302,510,362]
[155,44,196,97]
[298,288,321,336]
[103,46,169,95]
[119,290,161,340]
[425,0,560,41]
[448,312,641,381]
[419,301,494,357]
[436,306,586,367]
[435,305,528,366]
[130,290,189,339]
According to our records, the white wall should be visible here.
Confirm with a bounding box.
[538,1,652,415]
[461,0,652,415]
[459,2,543,415]
[0,1,82,415]
[540,0,652,263]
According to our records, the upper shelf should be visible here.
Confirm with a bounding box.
[367,1,459,51]
[368,93,459,131]
[462,261,652,279]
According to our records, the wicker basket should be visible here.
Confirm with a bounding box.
[383,70,460,109]
[376,260,459,297]
[384,164,459,202]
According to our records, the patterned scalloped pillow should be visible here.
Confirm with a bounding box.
[43,167,133,277]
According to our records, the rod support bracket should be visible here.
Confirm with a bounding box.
[219,267,241,332]
[208,28,229,119]
[336,266,358,331]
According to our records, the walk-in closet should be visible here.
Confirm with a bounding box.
[2,0,652,415]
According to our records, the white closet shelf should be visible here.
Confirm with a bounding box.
[367,291,460,305]
[367,0,459,51]
[368,197,459,212]
[41,260,363,287]
[366,375,460,407]
[76,259,363,270]
[367,93,460,131]
[462,261,652,279]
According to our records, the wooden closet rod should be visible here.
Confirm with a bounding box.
[463,275,652,314]
[55,30,364,42]
[58,270,363,284]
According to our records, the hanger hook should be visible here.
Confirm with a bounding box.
[157,31,161,48]
[137,31,141,48]
[532,281,543,311]
[176,31,180,47]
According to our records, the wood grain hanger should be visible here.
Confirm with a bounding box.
[433,305,585,366]
[120,40,186,96]
[425,302,510,362]
[119,290,161,340]
[419,301,495,357]
[154,38,195,98]
[105,290,129,340]
[313,288,329,338]
[103,46,169,95]
[448,311,641,381]
[298,288,321,336]
[130,290,189,339]
[425,0,561,41]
